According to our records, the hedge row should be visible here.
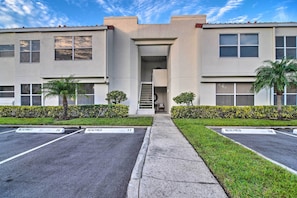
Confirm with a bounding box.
[0,104,128,118]
[171,105,297,119]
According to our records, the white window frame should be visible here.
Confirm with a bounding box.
[0,45,14,57]
[276,36,297,59]
[273,85,297,105]
[54,36,92,61]
[20,40,40,63]
[58,83,94,105]
[220,33,259,58]
[0,86,14,98]
[21,84,42,106]
[216,83,254,106]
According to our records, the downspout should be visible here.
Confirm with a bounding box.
[103,28,107,83]
[271,26,276,105]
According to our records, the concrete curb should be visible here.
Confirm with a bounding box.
[126,127,151,198]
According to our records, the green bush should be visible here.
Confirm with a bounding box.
[0,105,128,119]
[106,90,127,104]
[173,92,195,106]
[171,105,297,119]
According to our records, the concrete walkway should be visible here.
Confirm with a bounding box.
[127,114,228,198]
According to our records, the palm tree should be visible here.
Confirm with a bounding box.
[253,58,297,114]
[43,76,79,119]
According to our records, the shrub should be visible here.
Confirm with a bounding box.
[171,105,297,119]
[0,105,129,119]
[173,92,195,106]
[106,90,127,104]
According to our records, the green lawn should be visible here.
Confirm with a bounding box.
[0,117,153,126]
[173,118,297,198]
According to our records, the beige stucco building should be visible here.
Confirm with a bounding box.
[0,15,297,114]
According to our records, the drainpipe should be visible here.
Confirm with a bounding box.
[103,29,107,84]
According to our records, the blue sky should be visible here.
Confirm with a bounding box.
[0,0,297,28]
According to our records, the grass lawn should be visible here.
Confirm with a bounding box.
[0,117,153,126]
[173,118,297,198]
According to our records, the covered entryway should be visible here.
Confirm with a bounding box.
[136,44,171,114]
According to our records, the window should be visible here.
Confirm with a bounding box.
[220,34,238,57]
[0,86,14,97]
[276,36,296,59]
[20,40,40,63]
[216,83,254,106]
[273,85,297,105]
[0,45,14,57]
[55,36,92,60]
[21,84,42,106]
[59,83,94,105]
[220,34,258,57]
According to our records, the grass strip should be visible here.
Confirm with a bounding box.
[0,117,153,126]
[174,119,297,198]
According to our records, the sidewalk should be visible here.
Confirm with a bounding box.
[127,114,228,198]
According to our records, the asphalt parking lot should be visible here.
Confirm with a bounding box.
[0,127,146,198]
[212,127,297,174]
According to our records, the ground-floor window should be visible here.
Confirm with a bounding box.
[21,84,42,106]
[0,86,14,98]
[216,83,254,106]
[274,85,297,105]
[59,83,94,105]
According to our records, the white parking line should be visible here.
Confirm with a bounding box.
[0,129,84,165]
[275,130,297,138]
[0,129,16,135]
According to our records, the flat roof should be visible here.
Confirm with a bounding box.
[203,22,297,29]
[0,25,111,33]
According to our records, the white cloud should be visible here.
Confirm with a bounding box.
[274,6,289,22]
[207,0,244,22]
[227,15,248,23]
[0,0,68,28]
[95,0,203,23]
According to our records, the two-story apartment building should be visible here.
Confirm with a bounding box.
[0,15,296,114]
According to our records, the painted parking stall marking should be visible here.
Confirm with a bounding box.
[0,129,83,165]
[85,128,134,134]
[275,130,297,138]
[221,128,276,134]
[215,127,297,175]
[0,129,16,135]
[16,127,65,134]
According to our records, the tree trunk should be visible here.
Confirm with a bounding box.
[62,95,68,120]
[276,94,282,119]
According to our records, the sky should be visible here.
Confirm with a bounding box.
[0,0,297,28]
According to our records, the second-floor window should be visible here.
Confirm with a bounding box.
[55,36,92,61]
[0,45,14,57]
[276,36,296,59]
[20,40,40,63]
[220,34,258,58]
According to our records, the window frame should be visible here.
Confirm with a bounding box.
[216,83,254,106]
[275,36,297,59]
[0,86,14,98]
[21,84,42,106]
[54,36,92,61]
[20,40,40,63]
[273,85,297,105]
[58,83,94,105]
[219,33,259,58]
[0,44,15,57]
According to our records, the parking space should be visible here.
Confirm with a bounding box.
[212,128,297,174]
[0,127,146,198]
[0,127,16,134]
